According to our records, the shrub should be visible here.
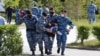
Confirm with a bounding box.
[92,25,100,42]
[0,25,23,56]
[77,25,90,45]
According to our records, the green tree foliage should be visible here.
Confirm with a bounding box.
[18,0,34,9]
[0,25,22,55]
[92,26,100,42]
[4,0,100,19]
[78,26,90,45]
[4,0,20,8]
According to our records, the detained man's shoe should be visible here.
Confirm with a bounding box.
[45,49,47,54]
[46,51,52,55]
[57,48,60,54]
[41,50,44,56]
[48,51,52,55]
[32,51,35,56]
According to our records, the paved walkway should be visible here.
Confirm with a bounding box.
[19,25,100,56]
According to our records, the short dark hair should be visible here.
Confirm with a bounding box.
[90,1,94,3]
[61,10,67,13]
[34,4,37,6]
[49,7,54,10]
[42,12,47,17]
[39,6,41,8]
[26,10,31,14]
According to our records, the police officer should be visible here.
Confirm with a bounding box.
[31,5,39,17]
[15,9,21,25]
[57,10,73,55]
[38,6,43,18]
[87,0,97,24]
[35,12,50,56]
[43,5,49,15]
[46,7,58,54]
[22,10,38,56]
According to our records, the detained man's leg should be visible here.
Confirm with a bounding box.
[49,34,55,54]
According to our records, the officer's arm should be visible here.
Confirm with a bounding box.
[17,16,25,25]
[87,5,91,14]
[67,18,74,29]
[94,5,97,11]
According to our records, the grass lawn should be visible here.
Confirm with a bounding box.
[72,18,100,27]
[67,18,100,48]
[67,39,100,48]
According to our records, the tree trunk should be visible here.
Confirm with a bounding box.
[81,38,84,45]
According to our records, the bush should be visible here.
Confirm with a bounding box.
[92,25,100,42]
[77,25,90,45]
[0,25,23,56]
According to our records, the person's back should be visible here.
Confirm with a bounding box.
[88,4,96,14]
[38,6,43,18]
[31,5,39,17]
[87,1,97,24]
[6,6,13,24]
[6,6,13,15]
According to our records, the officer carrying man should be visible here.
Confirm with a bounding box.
[46,7,58,55]
[56,10,73,55]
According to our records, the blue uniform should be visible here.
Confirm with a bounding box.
[87,4,97,24]
[38,8,43,18]
[15,9,22,25]
[23,15,38,51]
[57,16,73,54]
[46,14,58,52]
[35,17,49,51]
[31,6,39,17]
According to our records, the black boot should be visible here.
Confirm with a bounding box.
[40,50,44,56]
[32,51,35,56]
[61,52,64,55]
[45,49,47,54]
[57,48,60,54]
[45,49,49,54]
[49,50,52,55]
[48,50,52,55]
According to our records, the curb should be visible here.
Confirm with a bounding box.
[66,46,100,51]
